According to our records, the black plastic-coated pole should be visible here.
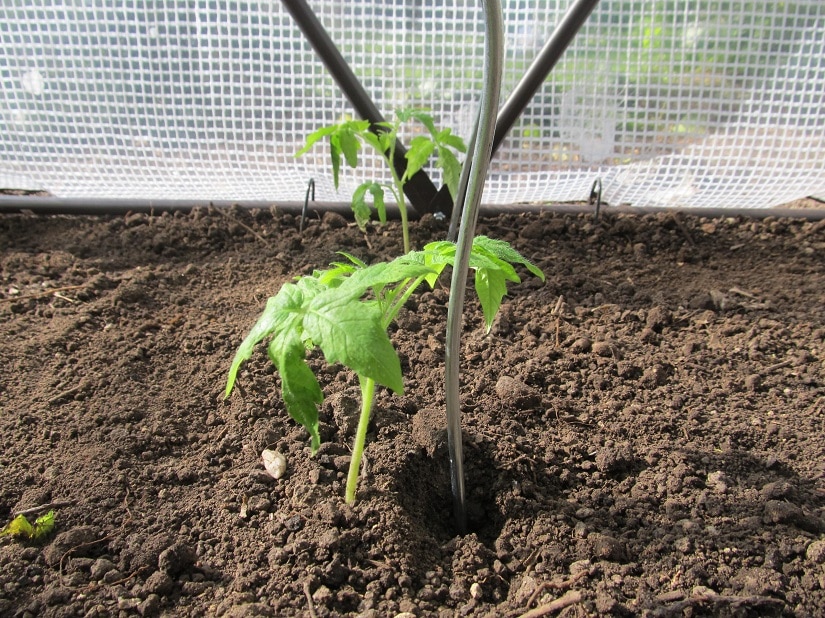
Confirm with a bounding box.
[279,0,438,216]
[2,196,823,221]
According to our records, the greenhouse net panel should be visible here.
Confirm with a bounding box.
[1,1,823,209]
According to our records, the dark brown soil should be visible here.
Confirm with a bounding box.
[1,206,824,618]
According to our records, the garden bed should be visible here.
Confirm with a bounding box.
[1,206,824,617]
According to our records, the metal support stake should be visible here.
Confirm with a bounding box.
[439,0,603,225]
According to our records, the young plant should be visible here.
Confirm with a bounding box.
[295,109,467,254]
[225,237,543,504]
[1,510,55,542]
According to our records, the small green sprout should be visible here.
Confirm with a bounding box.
[226,237,543,504]
[1,510,56,541]
[295,109,467,254]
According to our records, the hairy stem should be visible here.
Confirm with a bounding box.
[381,127,411,254]
[345,376,376,504]
[397,198,411,254]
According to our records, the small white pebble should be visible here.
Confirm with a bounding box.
[470,582,483,599]
[262,449,287,479]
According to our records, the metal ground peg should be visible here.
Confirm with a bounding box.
[589,178,603,221]
[300,178,315,233]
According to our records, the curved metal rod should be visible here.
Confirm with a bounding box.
[444,0,504,534]
[300,178,315,232]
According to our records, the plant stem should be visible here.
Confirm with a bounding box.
[387,172,410,253]
[345,376,376,504]
[384,275,426,327]
[381,126,411,254]
[397,197,411,254]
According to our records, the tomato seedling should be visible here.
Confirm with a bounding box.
[225,237,543,504]
[1,510,55,541]
[295,109,466,254]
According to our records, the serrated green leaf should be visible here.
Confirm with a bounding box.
[1,514,34,538]
[475,267,510,332]
[303,291,403,394]
[295,124,338,157]
[360,130,383,153]
[436,129,468,152]
[407,109,437,136]
[1,511,56,541]
[351,182,387,230]
[437,148,462,198]
[336,252,368,269]
[351,183,373,230]
[338,128,360,169]
[472,236,545,281]
[420,241,456,286]
[422,240,456,255]
[352,119,374,133]
[315,261,358,287]
[370,184,387,224]
[470,249,520,283]
[378,131,395,152]
[268,330,323,454]
[337,257,435,297]
[394,108,415,124]
[225,284,305,398]
[404,136,436,181]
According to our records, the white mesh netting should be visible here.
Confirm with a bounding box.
[1,1,823,209]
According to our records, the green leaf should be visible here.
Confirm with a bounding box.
[404,136,436,181]
[474,267,510,332]
[406,109,438,136]
[420,241,457,286]
[303,290,403,394]
[336,252,368,269]
[370,184,387,224]
[225,284,306,398]
[473,236,545,281]
[351,183,373,230]
[295,124,338,157]
[360,130,384,154]
[329,140,342,189]
[32,510,55,540]
[436,129,467,152]
[394,108,415,124]
[377,130,395,152]
[422,240,455,254]
[437,148,462,198]
[351,182,387,230]
[470,249,520,283]
[268,330,323,454]
[1,514,34,538]
[337,256,435,296]
[338,128,361,169]
[316,262,358,287]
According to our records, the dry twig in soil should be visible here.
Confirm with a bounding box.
[516,590,584,618]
